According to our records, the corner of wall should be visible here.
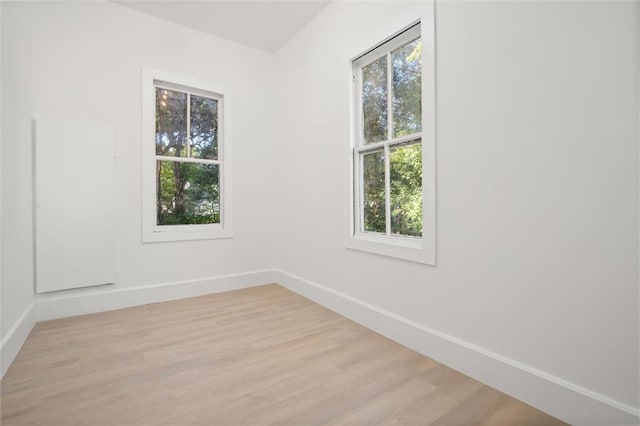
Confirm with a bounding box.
[0,0,36,353]
[0,302,35,378]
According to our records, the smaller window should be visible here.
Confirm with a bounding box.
[142,69,233,242]
[155,83,221,226]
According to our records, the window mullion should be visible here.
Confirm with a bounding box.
[218,162,224,225]
[156,155,220,165]
[355,64,365,234]
[356,140,386,153]
[358,151,364,233]
[388,132,422,147]
[384,143,391,236]
[358,134,422,154]
[217,99,224,161]
[386,51,393,142]
[385,51,393,236]
[186,93,192,158]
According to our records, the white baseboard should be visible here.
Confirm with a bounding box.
[36,269,276,321]
[1,301,36,378]
[273,269,640,426]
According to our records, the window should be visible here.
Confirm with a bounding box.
[347,19,436,264]
[142,69,233,242]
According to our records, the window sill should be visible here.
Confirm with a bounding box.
[345,232,435,265]
[142,224,233,243]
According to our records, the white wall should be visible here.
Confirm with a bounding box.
[1,1,277,340]
[275,0,639,419]
[1,2,36,342]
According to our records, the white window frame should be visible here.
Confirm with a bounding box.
[141,68,233,243]
[346,8,436,265]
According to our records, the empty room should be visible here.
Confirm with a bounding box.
[1,0,638,424]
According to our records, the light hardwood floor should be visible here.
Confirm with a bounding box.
[1,284,565,425]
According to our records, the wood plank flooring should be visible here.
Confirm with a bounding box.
[1,284,565,425]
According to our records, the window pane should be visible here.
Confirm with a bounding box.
[362,56,388,144]
[190,95,218,160]
[156,88,188,157]
[392,39,422,138]
[390,141,422,236]
[157,160,220,226]
[362,150,386,233]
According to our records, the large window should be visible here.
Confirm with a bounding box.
[142,70,233,242]
[348,20,436,264]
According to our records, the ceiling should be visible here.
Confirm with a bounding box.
[115,1,330,52]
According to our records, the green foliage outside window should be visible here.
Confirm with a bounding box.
[155,87,220,226]
[360,38,423,237]
[157,161,220,225]
[390,143,422,236]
